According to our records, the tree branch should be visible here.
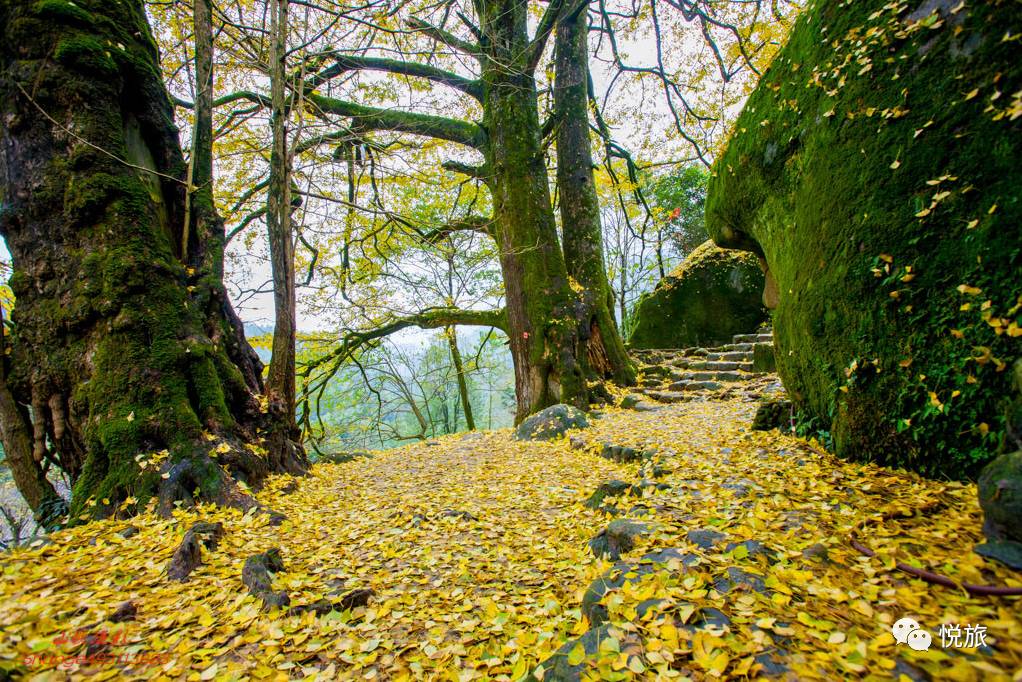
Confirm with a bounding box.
[526,0,586,72]
[307,93,486,149]
[442,159,488,179]
[301,307,508,378]
[173,90,271,110]
[406,17,484,60]
[420,215,495,242]
[310,54,483,102]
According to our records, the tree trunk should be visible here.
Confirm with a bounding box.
[554,9,635,386]
[264,0,305,468]
[0,0,305,520]
[618,222,629,331]
[446,326,475,430]
[0,308,65,527]
[479,0,586,423]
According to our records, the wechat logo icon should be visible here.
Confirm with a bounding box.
[892,616,932,651]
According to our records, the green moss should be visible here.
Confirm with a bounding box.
[54,34,117,78]
[33,0,93,26]
[706,0,1022,478]
[628,241,767,349]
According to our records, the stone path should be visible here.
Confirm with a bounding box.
[627,328,782,407]
[1,357,1020,679]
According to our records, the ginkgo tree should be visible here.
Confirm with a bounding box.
[150,0,793,429]
[0,0,307,522]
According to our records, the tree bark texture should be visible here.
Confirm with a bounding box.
[479,0,587,423]
[0,0,305,520]
[265,0,305,468]
[446,326,475,431]
[554,9,635,386]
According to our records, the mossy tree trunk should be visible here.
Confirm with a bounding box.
[554,8,635,386]
[479,0,587,422]
[0,0,305,521]
[264,0,305,468]
[301,0,596,422]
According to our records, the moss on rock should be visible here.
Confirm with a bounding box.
[706,0,1022,478]
[628,241,767,349]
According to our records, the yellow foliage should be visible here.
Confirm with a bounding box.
[0,402,1019,679]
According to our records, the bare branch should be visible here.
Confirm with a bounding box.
[406,17,484,60]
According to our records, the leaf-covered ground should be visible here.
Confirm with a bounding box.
[1,400,1020,680]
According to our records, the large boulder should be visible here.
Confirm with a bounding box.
[627,241,767,349]
[514,404,589,441]
[706,0,1022,478]
[977,451,1022,543]
[976,450,1022,569]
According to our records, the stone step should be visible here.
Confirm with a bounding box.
[719,342,754,352]
[673,360,753,372]
[732,332,774,344]
[639,390,695,403]
[639,364,673,377]
[667,379,723,391]
[672,370,743,383]
[706,351,753,362]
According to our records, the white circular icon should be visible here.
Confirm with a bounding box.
[892,617,920,644]
[907,629,932,651]
[891,616,931,651]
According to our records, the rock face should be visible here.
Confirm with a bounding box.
[977,451,1022,545]
[705,0,1022,478]
[514,404,589,441]
[627,241,767,350]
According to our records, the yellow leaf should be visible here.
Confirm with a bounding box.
[627,656,646,674]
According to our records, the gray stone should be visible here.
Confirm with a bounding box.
[725,539,778,564]
[514,404,590,441]
[695,607,731,631]
[754,649,791,677]
[584,480,633,510]
[975,540,1022,570]
[752,399,793,432]
[619,394,645,409]
[589,519,652,561]
[537,624,644,681]
[801,543,830,562]
[722,477,758,499]
[687,528,727,550]
[714,567,769,594]
[439,509,478,522]
[582,548,698,626]
[568,435,588,450]
[598,442,653,463]
[978,451,1022,543]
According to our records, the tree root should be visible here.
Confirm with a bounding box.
[849,539,1022,597]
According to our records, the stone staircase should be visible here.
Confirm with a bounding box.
[626,329,781,405]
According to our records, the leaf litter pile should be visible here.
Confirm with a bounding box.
[1,400,1020,680]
